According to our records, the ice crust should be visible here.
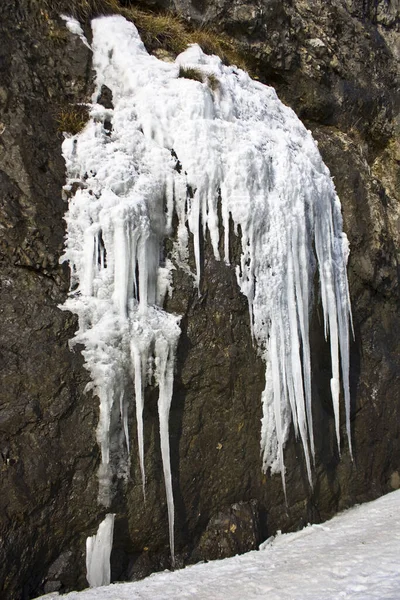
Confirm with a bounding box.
[86,514,115,587]
[61,15,352,564]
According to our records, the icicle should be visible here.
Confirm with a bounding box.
[155,335,178,565]
[113,218,129,317]
[131,340,146,499]
[119,389,129,453]
[97,385,114,467]
[287,241,312,484]
[188,190,202,289]
[86,514,115,588]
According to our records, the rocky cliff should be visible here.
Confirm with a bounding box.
[0,0,399,598]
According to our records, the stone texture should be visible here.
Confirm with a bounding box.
[0,3,102,598]
[194,500,262,561]
[0,0,399,598]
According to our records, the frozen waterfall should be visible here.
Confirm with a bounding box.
[61,14,352,568]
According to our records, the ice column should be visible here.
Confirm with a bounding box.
[86,514,115,588]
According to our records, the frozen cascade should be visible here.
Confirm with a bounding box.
[86,513,115,587]
[61,14,352,567]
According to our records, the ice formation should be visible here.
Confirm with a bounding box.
[61,14,352,566]
[86,513,115,587]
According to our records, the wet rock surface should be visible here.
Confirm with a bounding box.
[0,0,399,598]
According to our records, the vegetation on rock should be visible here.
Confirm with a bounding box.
[206,73,220,91]
[178,66,205,83]
[56,104,90,135]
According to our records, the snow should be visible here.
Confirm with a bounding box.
[60,14,352,567]
[86,514,115,588]
[35,489,400,599]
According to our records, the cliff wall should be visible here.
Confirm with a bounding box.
[0,1,399,597]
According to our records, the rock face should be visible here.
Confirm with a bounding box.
[0,3,100,598]
[0,0,399,598]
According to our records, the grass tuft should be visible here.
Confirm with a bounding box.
[39,0,121,19]
[178,66,205,83]
[206,73,220,91]
[56,104,90,135]
[189,28,249,71]
[123,8,190,55]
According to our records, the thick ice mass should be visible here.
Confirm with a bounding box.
[61,14,352,563]
[86,514,115,588]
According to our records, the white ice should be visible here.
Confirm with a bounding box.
[61,13,352,563]
[61,15,92,49]
[86,514,115,588]
[36,489,400,600]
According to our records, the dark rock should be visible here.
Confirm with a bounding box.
[0,2,103,598]
[97,84,114,109]
[194,500,262,561]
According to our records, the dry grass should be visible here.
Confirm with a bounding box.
[124,8,250,70]
[189,28,249,71]
[178,66,205,83]
[47,26,70,45]
[39,0,121,19]
[123,7,190,55]
[206,73,220,91]
[56,104,90,135]
[178,68,221,92]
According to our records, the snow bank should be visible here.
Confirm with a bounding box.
[36,489,400,599]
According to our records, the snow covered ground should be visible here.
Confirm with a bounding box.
[37,489,400,600]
